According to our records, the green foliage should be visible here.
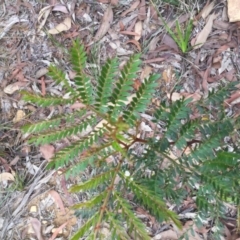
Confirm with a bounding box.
[150,0,193,53]
[21,40,240,239]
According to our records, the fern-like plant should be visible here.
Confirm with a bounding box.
[21,41,240,239]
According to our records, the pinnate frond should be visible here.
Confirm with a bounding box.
[114,193,151,240]
[48,127,105,169]
[95,58,119,113]
[205,81,237,105]
[107,211,130,240]
[108,54,141,120]
[175,120,198,150]
[27,115,96,145]
[123,74,160,125]
[70,169,115,192]
[48,64,73,94]
[125,176,181,228]
[21,91,74,107]
[71,211,100,240]
[72,190,107,209]
[70,40,93,105]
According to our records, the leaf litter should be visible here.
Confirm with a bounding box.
[0,0,240,239]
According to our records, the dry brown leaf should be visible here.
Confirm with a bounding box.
[181,92,202,102]
[70,102,86,110]
[138,0,146,20]
[140,65,152,81]
[120,31,140,36]
[30,217,44,240]
[133,79,142,90]
[4,81,27,94]
[119,21,125,31]
[126,39,141,51]
[36,67,48,79]
[162,34,180,52]
[148,36,160,51]
[94,6,113,41]
[49,221,68,240]
[49,190,66,214]
[13,110,26,123]
[39,144,55,161]
[162,66,173,83]
[48,17,71,34]
[0,172,15,182]
[167,92,183,101]
[194,13,218,49]
[201,1,215,19]
[144,57,165,64]
[121,0,140,17]
[38,6,52,32]
[134,20,142,41]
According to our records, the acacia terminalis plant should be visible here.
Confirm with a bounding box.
[21,41,240,239]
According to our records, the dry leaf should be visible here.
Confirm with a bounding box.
[201,1,215,19]
[133,79,142,90]
[38,6,52,32]
[52,4,68,13]
[48,17,71,34]
[162,66,173,83]
[13,110,26,123]
[0,172,15,182]
[120,31,140,36]
[4,81,27,94]
[40,144,55,161]
[121,0,140,17]
[94,6,113,41]
[49,222,68,240]
[167,92,183,101]
[36,67,48,79]
[140,65,152,81]
[70,102,86,110]
[162,34,179,52]
[49,190,66,214]
[134,20,142,41]
[194,13,218,49]
[138,0,146,20]
[148,36,160,51]
[30,217,44,240]
[126,39,141,51]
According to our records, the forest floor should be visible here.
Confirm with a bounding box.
[0,0,240,239]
